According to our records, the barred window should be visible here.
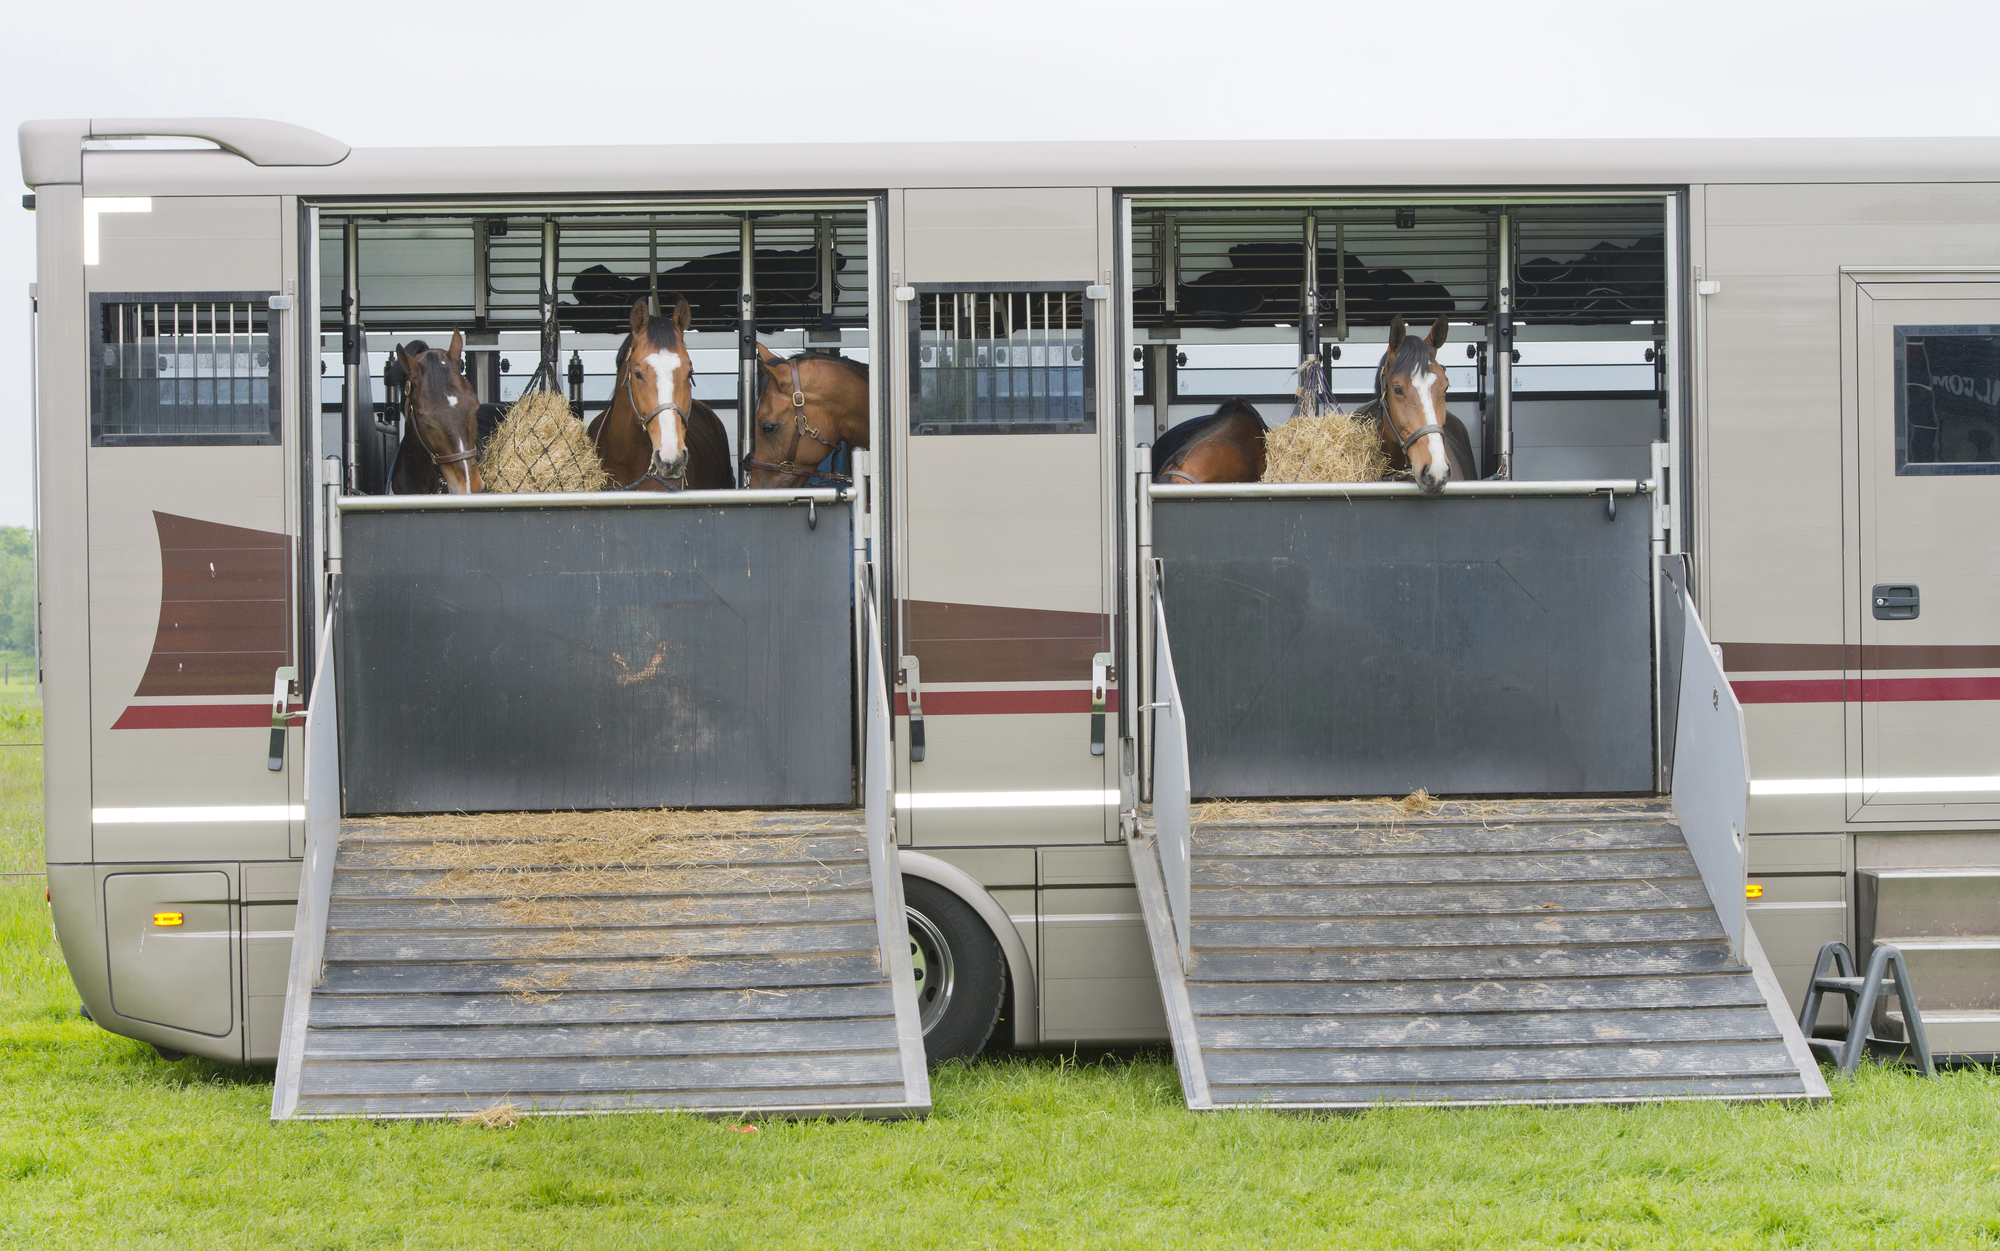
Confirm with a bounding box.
[911,286,1093,435]
[92,294,280,446]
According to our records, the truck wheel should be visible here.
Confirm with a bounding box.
[902,877,1006,1064]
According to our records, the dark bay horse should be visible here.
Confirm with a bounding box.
[388,332,483,495]
[744,343,871,489]
[588,296,733,492]
[1355,316,1477,495]
[1153,398,1267,484]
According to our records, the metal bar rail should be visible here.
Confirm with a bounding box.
[1149,478,1653,501]
[337,488,846,513]
[1149,581,1194,969]
[271,608,339,1121]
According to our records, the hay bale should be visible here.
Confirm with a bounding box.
[1261,410,1388,484]
[478,391,609,494]
[1260,356,1389,484]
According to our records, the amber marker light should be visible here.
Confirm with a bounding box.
[153,912,185,926]
[1745,884,1764,900]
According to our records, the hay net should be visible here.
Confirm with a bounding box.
[1259,357,1388,485]
[479,390,611,494]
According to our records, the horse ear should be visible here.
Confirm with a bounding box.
[447,330,465,369]
[756,342,782,367]
[629,298,649,340]
[1426,318,1449,350]
[1386,316,1406,354]
[672,294,692,335]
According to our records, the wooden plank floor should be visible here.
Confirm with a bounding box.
[1133,799,1820,1109]
[287,811,929,1119]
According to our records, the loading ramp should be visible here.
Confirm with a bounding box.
[275,492,928,1119]
[1133,481,1826,1109]
[1132,799,1821,1108]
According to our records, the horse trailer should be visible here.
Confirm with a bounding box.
[18,118,2000,1113]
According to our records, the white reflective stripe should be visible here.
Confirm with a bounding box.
[894,789,1119,809]
[1751,776,2000,796]
[92,805,304,823]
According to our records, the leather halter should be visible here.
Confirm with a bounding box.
[743,359,853,486]
[1373,361,1446,462]
[402,366,478,489]
[613,360,692,491]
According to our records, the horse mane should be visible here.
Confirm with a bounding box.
[1154,398,1265,476]
[1379,334,1438,390]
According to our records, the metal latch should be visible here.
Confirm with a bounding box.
[900,654,925,762]
[268,666,297,771]
[1872,584,1920,621]
[1091,652,1113,757]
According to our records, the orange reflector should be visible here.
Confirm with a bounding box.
[152,911,184,927]
[1745,884,1764,900]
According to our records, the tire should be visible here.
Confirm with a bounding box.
[902,877,1007,1064]
[153,1045,186,1062]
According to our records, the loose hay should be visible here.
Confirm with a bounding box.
[458,1102,526,1129]
[479,390,609,494]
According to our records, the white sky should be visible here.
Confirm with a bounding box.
[5,0,2000,526]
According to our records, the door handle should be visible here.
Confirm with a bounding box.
[267,666,297,771]
[899,655,925,762]
[1091,652,1113,757]
[1872,584,1920,621]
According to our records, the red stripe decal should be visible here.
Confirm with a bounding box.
[1732,677,2000,705]
[893,690,1119,716]
[112,704,305,730]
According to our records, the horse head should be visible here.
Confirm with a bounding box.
[1375,315,1453,495]
[396,332,482,494]
[745,342,868,489]
[619,295,695,490]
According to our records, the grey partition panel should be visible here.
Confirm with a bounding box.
[338,503,853,813]
[1153,495,1653,798]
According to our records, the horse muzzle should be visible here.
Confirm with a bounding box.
[652,450,689,490]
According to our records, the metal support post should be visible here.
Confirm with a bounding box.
[1494,212,1515,479]
[1300,212,1319,364]
[1333,221,1347,341]
[738,215,757,485]
[469,218,496,403]
[340,220,360,492]
[810,213,839,342]
[647,225,660,318]
[535,218,560,393]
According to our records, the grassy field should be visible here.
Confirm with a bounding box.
[2,686,1996,1249]
[0,683,39,879]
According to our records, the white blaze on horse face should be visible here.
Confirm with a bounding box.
[642,349,687,460]
[445,395,458,408]
[1409,367,1448,484]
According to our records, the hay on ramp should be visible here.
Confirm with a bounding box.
[479,391,609,494]
[1260,356,1388,484]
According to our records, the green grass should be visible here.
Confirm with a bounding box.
[2,724,1998,1248]
[0,685,39,878]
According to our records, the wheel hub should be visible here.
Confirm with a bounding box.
[905,906,957,1035]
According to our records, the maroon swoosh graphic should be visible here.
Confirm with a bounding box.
[1733,676,2000,704]
[113,704,304,730]
[1721,642,2000,672]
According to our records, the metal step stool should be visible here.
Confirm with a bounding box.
[1797,941,1935,1078]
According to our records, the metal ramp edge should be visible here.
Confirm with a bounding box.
[272,592,929,1121]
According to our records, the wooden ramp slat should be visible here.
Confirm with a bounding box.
[277,811,928,1121]
[1133,799,1825,1110]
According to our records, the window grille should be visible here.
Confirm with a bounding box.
[92,294,279,446]
[911,287,1093,435]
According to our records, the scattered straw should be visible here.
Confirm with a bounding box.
[479,391,609,494]
[458,1102,526,1129]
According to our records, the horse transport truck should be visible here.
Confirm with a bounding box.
[19,117,1999,1116]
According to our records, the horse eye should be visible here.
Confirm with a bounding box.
[759,422,779,434]
[1392,385,1404,396]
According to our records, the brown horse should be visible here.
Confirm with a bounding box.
[589,297,733,491]
[1152,398,1267,484]
[1356,316,1477,495]
[744,343,871,489]
[388,332,483,495]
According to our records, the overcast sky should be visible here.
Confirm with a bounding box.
[6,0,2000,526]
